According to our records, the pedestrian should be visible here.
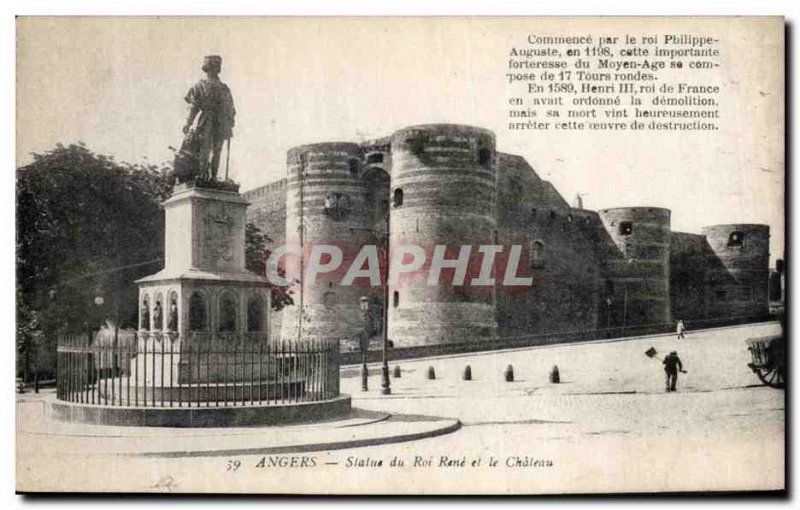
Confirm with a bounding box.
[663,351,686,392]
[676,319,686,340]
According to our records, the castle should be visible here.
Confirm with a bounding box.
[243,124,771,348]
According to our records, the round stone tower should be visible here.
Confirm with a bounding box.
[387,124,498,347]
[598,207,671,328]
[281,142,373,342]
[702,224,770,318]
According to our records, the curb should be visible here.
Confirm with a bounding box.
[138,418,462,458]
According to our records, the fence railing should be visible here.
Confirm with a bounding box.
[56,333,340,407]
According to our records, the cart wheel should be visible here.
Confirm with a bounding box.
[755,362,785,389]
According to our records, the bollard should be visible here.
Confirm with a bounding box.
[463,365,472,381]
[504,364,514,382]
[427,366,436,380]
[550,365,560,384]
[393,365,402,378]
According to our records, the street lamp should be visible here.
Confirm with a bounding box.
[351,213,392,396]
[359,295,370,392]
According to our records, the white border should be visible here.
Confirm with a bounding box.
[4,1,795,507]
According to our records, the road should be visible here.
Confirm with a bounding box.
[17,322,784,494]
[330,321,785,493]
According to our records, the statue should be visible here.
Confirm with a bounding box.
[176,55,236,182]
[153,301,164,330]
[168,300,178,332]
[140,301,150,330]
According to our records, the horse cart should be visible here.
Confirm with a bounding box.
[746,335,785,389]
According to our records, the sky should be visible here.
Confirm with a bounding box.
[16,17,785,263]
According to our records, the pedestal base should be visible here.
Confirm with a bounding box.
[50,394,352,428]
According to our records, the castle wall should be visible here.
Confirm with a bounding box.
[243,179,287,247]
[387,124,498,346]
[280,142,374,342]
[598,207,672,327]
[244,180,287,339]
[495,153,602,338]
[240,124,773,347]
[669,232,709,321]
[702,224,770,318]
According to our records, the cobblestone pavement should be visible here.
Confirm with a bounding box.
[16,323,785,494]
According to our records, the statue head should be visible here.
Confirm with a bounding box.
[202,55,222,74]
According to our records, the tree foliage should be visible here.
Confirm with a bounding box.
[16,143,171,377]
[245,221,294,311]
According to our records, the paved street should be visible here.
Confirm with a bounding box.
[334,321,785,493]
[17,322,784,494]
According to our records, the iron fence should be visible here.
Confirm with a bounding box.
[56,332,340,407]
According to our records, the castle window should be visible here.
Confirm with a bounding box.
[530,240,546,269]
[549,210,557,220]
[715,290,727,302]
[619,221,633,236]
[348,158,360,175]
[728,231,744,247]
[478,148,492,168]
[393,188,404,207]
[393,291,399,308]
[531,208,537,219]
[366,153,384,165]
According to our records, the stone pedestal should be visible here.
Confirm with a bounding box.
[136,183,271,384]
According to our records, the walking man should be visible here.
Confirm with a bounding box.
[182,55,236,180]
[663,351,686,392]
[676,319,686,340]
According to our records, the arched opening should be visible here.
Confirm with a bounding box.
[167,291,179,332]
[478,148,492,168]
[728,231,744,247]
[393,291,399,308]
[393,188,404,208]
[153,292,164,330]
[140,294,150,330]
[362,167,391,232]
[219,292,238,332]
[348,158,360,175]
[247,294,265,332]
[189,292,207,331]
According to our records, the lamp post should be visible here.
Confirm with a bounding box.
[351,212,392,396]
[359,295,369,392]
[378,212,391,395]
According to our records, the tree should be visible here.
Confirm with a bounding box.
[245,221,294,311]
[16,143,171,379]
